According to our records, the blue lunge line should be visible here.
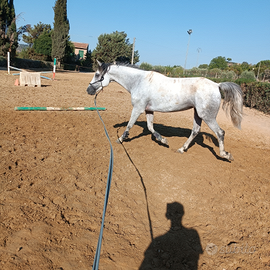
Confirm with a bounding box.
[92,97,113,270]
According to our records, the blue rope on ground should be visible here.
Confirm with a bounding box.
[92,97,114,270]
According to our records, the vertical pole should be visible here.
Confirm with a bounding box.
[256,61,261,80]
[196,48,201,68]
[183,29,192,75]
[53,58,56,80]
[7,52,10,74]
[131,38,136,65]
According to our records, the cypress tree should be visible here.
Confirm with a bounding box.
[51,0,69,65]
[0,0,18,57]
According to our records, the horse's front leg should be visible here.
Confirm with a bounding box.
[145,111,168,145]
[117,106,143,144]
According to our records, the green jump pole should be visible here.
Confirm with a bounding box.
[15,107,106,111]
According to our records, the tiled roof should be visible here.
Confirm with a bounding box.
[72,42,89,50]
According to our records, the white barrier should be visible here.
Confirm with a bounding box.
[20,72,41,87]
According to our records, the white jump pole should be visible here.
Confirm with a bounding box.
[7,52,10,74]
[15,107,106,111]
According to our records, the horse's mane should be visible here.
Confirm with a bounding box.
[100,62,141,75]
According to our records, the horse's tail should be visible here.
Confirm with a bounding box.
[219,82,243,129]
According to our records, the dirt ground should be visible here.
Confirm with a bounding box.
[0,69,270,270]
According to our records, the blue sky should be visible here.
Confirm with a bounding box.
[15,0,269,68]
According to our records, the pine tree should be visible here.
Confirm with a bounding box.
[51,0,69,65]
[0,0,18,57]
[92,31,139,65]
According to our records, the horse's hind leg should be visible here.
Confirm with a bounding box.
[177,109,202,153]
[145,111,168,145]
[203,118,234,161]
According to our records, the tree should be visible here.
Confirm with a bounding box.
[209,56,227,70]
[51,0,69,65]
[63,39,75,63]
[240,70,256,81]
[228,64,242,77]
[23,22,51,47]
[81,50,93,69]
[258,60,270,69]
[254,60,270,79]
[92,31,139,65]
[240,61,252,71]
[199,64,208,69]
[0,0,18,57]
[263,69,270,81]
[33,31,52,59]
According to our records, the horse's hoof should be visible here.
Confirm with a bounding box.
[221,152,234,161]
[116,138,122,144]
[177,147,185,154]
[161,138,168,145]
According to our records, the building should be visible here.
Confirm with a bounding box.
[72,42,89,60]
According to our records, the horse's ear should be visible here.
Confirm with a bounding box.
[96,60,102,67]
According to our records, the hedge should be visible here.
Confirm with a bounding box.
[240,82,270,114]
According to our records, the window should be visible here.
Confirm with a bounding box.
[79,50,84,59]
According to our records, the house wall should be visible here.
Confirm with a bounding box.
[74,48,87,59]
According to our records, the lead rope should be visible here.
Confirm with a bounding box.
[92,94,113,270]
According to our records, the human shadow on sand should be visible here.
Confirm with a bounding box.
[139,202,203,270]
[114,120,229,162]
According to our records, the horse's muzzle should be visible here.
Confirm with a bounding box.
[87,84,96,95]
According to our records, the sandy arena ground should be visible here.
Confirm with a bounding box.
[0,69,270,270]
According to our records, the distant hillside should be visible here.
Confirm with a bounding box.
[17,44,29,53]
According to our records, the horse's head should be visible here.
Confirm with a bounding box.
[87,60,111,95]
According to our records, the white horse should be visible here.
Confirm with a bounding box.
[87,61,243,161]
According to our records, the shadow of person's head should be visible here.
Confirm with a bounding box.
[166,202,185,231]
[166,202,184,219]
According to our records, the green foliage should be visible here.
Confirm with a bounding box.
[235,78,256,84]
[209,56,227,70]
[19,22,53,61]
[22,22,51,47]
[199,64,208,69]
[152,65,167,74]
[241,82,270,114]
[139,63,185,77]
[33,31,52,58]
[0,55,7,66]
[51,0,70,63]
[207,68,222,78]
[140,62,153,71]
[239,70,256,81]
[171,66,184,77]
[220,70,237,80]
[240,61,252,71]
[258,60,270,68]
[12,57,52,69]
[18,47,48,61]
[0,0,18,57]
[81,50,93,68]
[92,31,139,66]
[63,39,75,63]
[254,60,270,80]
[263,69,270,81]
[228,64,242,77]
